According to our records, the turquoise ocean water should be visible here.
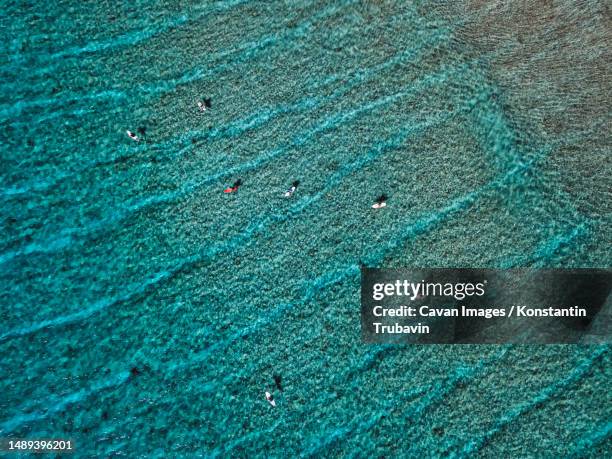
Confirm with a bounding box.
[0,1,610,457]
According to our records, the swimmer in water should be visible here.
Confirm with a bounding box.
[126,130,139,142]
[198,98,212,112]
[284,180,300,198]
[224,179,242,193]
[372,194,387,209]
[265,391,276,407]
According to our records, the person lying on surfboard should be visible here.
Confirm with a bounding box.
[284,180,300,198]
[126,130,139,142]
[224,179,242,193]
[198,98,212,112]
[265,391,276,407]
[372,194,387,209]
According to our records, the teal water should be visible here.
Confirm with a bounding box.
[1,1,610,457]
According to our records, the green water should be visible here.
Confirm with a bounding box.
[0,0,610,457]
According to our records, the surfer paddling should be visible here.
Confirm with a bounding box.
[126,130,139,142]
[265,391,276,407]
[372,194,387,209]
[224,179,242,193]
[198,98,212,112]
[284,180,299,198]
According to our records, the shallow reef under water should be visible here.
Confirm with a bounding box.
[0,0,610,457]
